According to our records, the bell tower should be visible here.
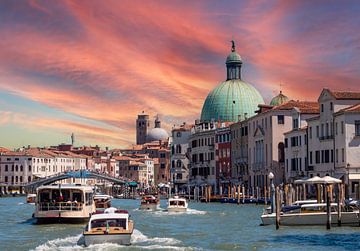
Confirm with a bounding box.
[136,111,149,145]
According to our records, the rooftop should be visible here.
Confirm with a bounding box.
[329,90,360,100]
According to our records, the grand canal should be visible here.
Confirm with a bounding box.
[1,197,360,250]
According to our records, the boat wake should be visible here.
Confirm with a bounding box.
[32,229,195,250]
[153,208,207,216]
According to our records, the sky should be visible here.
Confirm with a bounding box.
[0,0,360,149]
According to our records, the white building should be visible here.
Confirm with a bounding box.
[247,100,319,192]
[284,107,320,182]
[189,120,217,192]
[170,123,192,193]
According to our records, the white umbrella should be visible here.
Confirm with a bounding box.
[321,176,342,184]
[303,176,323,184]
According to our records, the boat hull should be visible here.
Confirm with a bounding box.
[261,211,360,226]
[81,233,132,246]
[167,207,187,212]
[139,203,160,210]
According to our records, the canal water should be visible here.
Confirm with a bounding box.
[1,197,360,250]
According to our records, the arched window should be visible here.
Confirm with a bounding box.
[15,165,18,172]
[278,142,285,163]
[20,176,23,183]
[15,176,18,183]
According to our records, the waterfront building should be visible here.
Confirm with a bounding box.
[189,41,265,196]
[215,124,232,194]
[284,107,320,183]
[188,120,217,192]
[170,123,192,193]
[247,100,319,194]
[306,89,360,198]
[230,119,249,187]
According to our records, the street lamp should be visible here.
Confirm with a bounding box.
[269,172,275,214]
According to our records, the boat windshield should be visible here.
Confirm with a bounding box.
[170,200,185,206]
[91,219,126,229]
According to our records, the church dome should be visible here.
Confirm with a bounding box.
[146,116,168,142]
[270,91,289,106]
[147,128,169,142]
[200,41,264,122]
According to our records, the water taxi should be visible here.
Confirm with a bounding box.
[33,183,96,224]
[26,193,36,204]
[94,194,112,209]
[139,195,160,210]
[78,207,134,246]
[261,202,360,226]
[167,196,188,212]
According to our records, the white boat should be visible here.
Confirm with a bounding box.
[78,207,134,246]
[33,184,96,224]
[261,202,360,226]
[139,195,160,210]
[167,196,188,212]
[94,194,112,209]
[26,193,36,204]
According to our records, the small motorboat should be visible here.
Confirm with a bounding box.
[78,207,134,246]
[167,196,188,212]
[26,194,36,204]
[139,195,160,210]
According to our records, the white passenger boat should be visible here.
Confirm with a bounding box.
[261,202,360,226]
[33,184,96,224]
[78,207,134,246]
[94,194,112,209]
[167,196,188,212]
[139,195,160,210]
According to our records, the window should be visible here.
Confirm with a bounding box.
[336,149,338,163]
[310,152,313,165]
[315,151,320,164]
[324,150,330,163]
[330,102,333,111]
[341,148,345,162]
[309,127,312,139]
[277,115,284,124]
[5,165,8,172]
[316,126,319,138]
[284,138,288,148]
[321,104,324,112]
[293,118,299,129]
[331,150,334,163]
[355,120,360,136]
[176,132,181,137]
[335,122,338,135]
[341,121,344,134]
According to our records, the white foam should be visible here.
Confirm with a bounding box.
[33,229,190,251]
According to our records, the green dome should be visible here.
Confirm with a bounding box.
[200,79,264,122]
[270,91,289,106]
[226,52,242,63]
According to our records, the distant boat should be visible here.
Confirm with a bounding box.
[139,195,160,210]
[33,183,96,224]
[78,207,134,246]
[167,196,188,212]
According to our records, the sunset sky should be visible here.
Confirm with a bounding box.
[0,0,359,149]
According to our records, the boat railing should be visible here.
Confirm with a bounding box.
[38,202,84,211]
